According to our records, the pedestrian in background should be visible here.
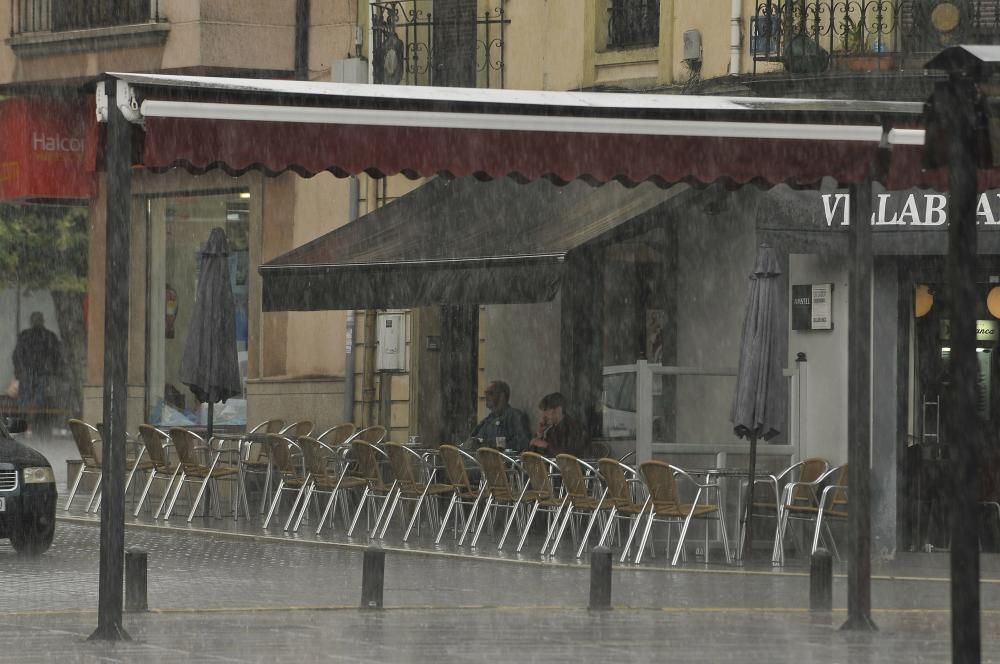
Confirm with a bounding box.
[12,311,63,433]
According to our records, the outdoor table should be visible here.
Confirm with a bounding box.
[684,467,776,562]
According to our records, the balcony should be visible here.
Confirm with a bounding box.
[9,0,167,56]
[607,0,660,50]
[751,0,1000,75]
[370,0,509,88]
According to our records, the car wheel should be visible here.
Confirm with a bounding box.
[9,514,54,556]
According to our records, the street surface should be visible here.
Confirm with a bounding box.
[1,520,998,662]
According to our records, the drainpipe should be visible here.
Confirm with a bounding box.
[361,177,380,427]
[730,0,742,75]
[294,0,310,80]
[343,176,359,424]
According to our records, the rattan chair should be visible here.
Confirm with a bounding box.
[279,420,314,438]
[635,460,732,566]
[241,418,285,514]
[164,427,239,522]
[550,454,614,558]
[468,447,527,549]
[316,423,357,447]
[742,457,829,563]
[434,444,484,544]
[261,433,310,530]
[494,450,563,553]
[596,457,651,563]
[348,425,388,446]
[346,439,393,537]
[65,419,102,512]
[775,463,848,564]
[378,442,453,541]
[133,424,180,518]
[293,435,367,534]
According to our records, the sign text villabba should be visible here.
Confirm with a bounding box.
[822,193,1000,226]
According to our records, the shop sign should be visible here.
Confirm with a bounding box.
[821,192,1000,227]
[939,319,1000,343]
[792,283,833,331]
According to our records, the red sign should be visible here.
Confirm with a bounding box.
[0,96,96,200]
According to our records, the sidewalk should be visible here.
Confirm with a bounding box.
[2,520,998,662]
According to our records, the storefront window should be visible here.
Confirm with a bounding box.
[145,191,250,427]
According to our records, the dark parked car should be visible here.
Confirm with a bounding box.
[0,417,56,554]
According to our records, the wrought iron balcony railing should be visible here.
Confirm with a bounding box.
[752,0,1000,74]
[371,0,509,88]
[607,0,660,50]
[11,0,162,36]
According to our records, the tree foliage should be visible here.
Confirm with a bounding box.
[0,203,88,292]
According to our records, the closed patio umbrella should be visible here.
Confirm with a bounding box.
[730,243,784,563]
[179,227,242,441]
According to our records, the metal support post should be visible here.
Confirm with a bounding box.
[124,547,148,613]
[361,546,385,610]
[588,546,612,611]
[90,77,132,642]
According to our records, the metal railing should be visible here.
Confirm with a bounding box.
[370,0,509,88]
[11,0,162,36]
[604,359,804,464]
[607,0,660,50]
[751,0,1000,74]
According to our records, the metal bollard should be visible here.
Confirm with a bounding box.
[124,547,148,613]
[361,546,385,610]
[810,548,833,611]
[588,546,612,611]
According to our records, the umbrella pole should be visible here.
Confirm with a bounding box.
[741,433,758,564]
[207,402,214,441]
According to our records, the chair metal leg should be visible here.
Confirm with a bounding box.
[85,475,102,512]
[549,501,576,556]
[576,494,607,559]
[64,466,87,511]
[347,485,371,536]
[187,473,214,522]
[597,506,618,549]
[164,470,187,520]
[284,477,311,532]
[262,479,286,528]
[154,466,182,519]
[671,491,703,566]
[458,488,486,546]
[515,501,541,553]
[293,482,315,533]
[470,495,495,548]
[373,482,399,538]
[435,493,459,544]
[634,505,657,565]
[619,503,649,563]
[134,469,157,517]
[498,483,530,551]
[540,496,570,555]
[404,485,433,542]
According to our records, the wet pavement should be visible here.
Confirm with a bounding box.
[1,520,999,661]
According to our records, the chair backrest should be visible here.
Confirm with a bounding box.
[138,424,171,467]
[68,418,101,466]
[265,433,301,474]
[598,457,641,507]
[249,418,285,435]
[352,425,388,446]
[519,451,554,497]
[823,463,848,514]
[317,423,357,447]
[298,436,336,479]
[169,428,206,469]
[478,447,514,499]
[789,457,829,507]
[384,442,421,491]
[438,444,473,490]
[638,460,679,506]
[351,439,385,487]
[280,421,314,438]
[555,454,590,499]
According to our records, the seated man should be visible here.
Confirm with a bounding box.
[528,392,589,458]
[470,380,531,452]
